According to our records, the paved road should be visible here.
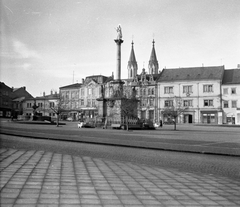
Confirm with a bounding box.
[1,121,240,156]
[1,121,240,206]
[1,135,240,206]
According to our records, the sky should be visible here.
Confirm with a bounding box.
[1,0,240,97]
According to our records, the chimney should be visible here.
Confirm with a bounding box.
[112,72,114,79]
[43,92,45,97]
[82,78,84,84]
[51,90,53,95]
[237,64,240,69]
[23,86,26,90]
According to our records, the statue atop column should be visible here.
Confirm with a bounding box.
[115,24,122,40]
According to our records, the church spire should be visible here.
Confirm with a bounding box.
[148,39,159,74]
[127,41,138,79]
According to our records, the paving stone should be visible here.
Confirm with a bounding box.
[0,148,239,207]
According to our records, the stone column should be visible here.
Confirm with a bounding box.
[114,39,124,81]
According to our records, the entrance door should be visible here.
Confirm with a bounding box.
[141,111,146,119]
[189,115,193,123]
[207,115,211,123]
[184,114,193,123]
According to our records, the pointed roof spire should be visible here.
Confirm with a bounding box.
[150,39,157,61]
[129,41,137,62]
[148,39,159,74]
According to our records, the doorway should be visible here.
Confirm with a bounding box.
[184,114,193,123]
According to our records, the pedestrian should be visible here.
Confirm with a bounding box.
[160,119,163,127]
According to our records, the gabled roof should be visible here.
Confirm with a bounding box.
[35,93,59,100]
[158,66,224,82]
[0,82,12,91]
[60,83,82,89]
[222,69,240,84]
[85,75,109,84]
[12,87,33,99]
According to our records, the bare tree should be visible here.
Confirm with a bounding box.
[49,97,64,127]
[162,97,188,130]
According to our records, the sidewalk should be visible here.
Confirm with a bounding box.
[1,148,240,207]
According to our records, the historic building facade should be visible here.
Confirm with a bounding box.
[0,82,13,118]
[123,40,161,122]
[59,75,111,120]
[23,91,59,120]
[221,68,240,125]
[157,66,225,124]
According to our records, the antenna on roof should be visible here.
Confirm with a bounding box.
[202,63,204,67]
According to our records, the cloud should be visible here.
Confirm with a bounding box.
[12,39,41,59]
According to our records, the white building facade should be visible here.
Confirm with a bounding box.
[222,69,240,125]
[157,66,224,124]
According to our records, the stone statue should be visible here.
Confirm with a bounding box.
[115,24,122,40]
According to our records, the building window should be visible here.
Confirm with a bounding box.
[149,98,154,106]
[183,100,193,107]
[66,91,69,99]
[27,103,32,108]
[204,100,213,107]
[92,100,95,107]
[164,100,173,107]
[141,99,147,107]
[164,87,173,94]
[80,99,84,106]
[183,86,192,94]
[232,100,237,108]
[38,103,43,107]
[223,88,228,95]
[143,89,146,96]
[231,88,236,94]
[81,89,84,96]
[92,88,95,96]
[203,85,213,92]
[88,88,92,95]
[0,111,3,117]
[223,101,228,108]
[50,102,55,108]
[87,99,91,107]
[148,88,151,95]
[151,88,155,95]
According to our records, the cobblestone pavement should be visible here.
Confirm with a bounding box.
[1,148,240,207]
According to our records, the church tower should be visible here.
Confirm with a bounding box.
[148,39,159,74]
[127,41,138,79]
